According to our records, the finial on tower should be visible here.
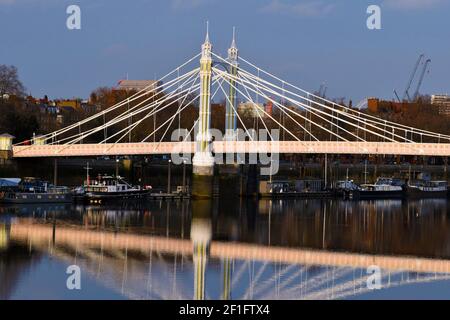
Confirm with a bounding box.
[231,26,236,48]
[201,20,212,58]
[205,20,210,43]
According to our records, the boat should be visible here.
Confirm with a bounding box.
[335,180,361,198]
[349,177,406,199]
[258,179,333,198]
[0,177,73,204]
[82,175,151,203]
[407,180,448,198]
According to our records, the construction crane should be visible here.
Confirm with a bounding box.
[393,90,401,102]
[402,54,424,102]
[412,58,431,102]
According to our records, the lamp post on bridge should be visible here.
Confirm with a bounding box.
[167,159,172,194]
[53,158,58,187]
[182,159,186,195]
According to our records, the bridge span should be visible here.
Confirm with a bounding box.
[12,141,450,158]
[7,33,450,161]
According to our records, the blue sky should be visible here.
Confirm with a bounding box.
[0,0,449,104]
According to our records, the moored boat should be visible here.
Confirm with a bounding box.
[335,180,361,198]
[350,177,406,199]
[407,180,448,198]
[82,175,151,203]
[0,177,72,204]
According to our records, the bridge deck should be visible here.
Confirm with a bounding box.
[12,141,450,157]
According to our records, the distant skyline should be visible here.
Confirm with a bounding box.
[0,0,449,104]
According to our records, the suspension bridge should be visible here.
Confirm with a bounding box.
[3,27,450,198]
[7,28,450,160]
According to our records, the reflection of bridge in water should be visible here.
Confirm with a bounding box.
[10,220,450,274]
[6,209,450,300]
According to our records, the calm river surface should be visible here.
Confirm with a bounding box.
[1,198,450,300]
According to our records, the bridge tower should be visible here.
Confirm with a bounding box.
[219,29,242,198]
[224,27,238,141]
[192,25,215,199]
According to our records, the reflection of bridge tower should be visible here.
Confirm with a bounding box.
[221,257,233,300]
[192,25,215,199]
[191,200,212,300]
[0,224,10,251]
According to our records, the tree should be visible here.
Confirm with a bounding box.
[0,64,26,96]
[0,101,39,141]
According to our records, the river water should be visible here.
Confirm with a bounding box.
[1,198,450,300]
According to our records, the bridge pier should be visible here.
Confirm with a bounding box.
[218,164,240,198]
[192,166,214,199]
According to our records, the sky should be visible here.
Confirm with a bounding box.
[0,0,449,104]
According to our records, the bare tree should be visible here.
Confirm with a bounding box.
[0,64,26,96]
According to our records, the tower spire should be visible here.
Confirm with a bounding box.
[205,20,210,43]
[201,21,212,58]
[228,27,238,61]
[231,26,236,48]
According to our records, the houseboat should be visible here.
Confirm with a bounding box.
[407,180,448,198]
[0,177,73,204]
[258,179,332,198]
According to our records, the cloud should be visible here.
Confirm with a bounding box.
[260,0,336,17]
[383,0,445,10]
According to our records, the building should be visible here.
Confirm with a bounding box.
[367,98,420,114]
[55,99,83,112]
[265,99,273,116]
[116,80,162,92]
[431,94,450,116]
[81,100,100,115]
[238,101,266,118]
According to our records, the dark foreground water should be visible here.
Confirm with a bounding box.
[1,198,450,300]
